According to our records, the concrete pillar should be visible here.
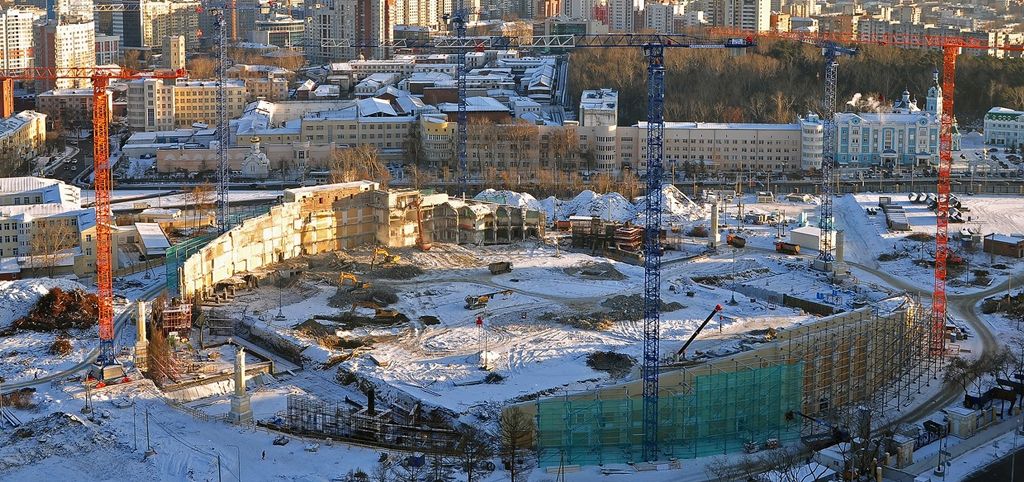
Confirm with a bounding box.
[228,345,253,424]
[836,230,845,263]
[709,201,720,249]
[134,301,148,371]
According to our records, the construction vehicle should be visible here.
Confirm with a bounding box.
[775,241,800,255]
[488,261,512,275]
[784,410,851,446]
[339,272,371,291]
[465,290,514,310]
[674,304,723,360]
[351,300,402,321]
[372,247,400,266]
[410,197,431,251]
[726,234,746,248]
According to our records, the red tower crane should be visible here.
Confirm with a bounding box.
[710,29,1024,356]
[0,67,186,384]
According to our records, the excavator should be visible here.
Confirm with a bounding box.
[464,290,514,310]
[674,304,723,361]
[372,247,400,266]
[339,272,371,291]
[410,197,431,251]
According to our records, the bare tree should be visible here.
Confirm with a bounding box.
[186,182,216,230]
[0,144,28,176]
[123,50,143,70]
[498,407,533,482]
[186,57,218,79]
[30,216,79,277]
[370,454,393,480]
[329,145,390,188]
[457,425,495,482]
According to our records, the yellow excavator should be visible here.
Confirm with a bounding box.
[372,247,400,266]
[339,272,371,291]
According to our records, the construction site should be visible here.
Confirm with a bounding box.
[5,17,1024,481]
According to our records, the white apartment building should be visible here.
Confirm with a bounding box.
[709,0,771,32]
[33,19,95,91]
[127,79,247,132]
[984,107,1024,148]
[645,2,686,34]
[305,0,392,64]
[608,0,644,33]
[0,8,44,75]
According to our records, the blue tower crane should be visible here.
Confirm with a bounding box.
[815,42,857,271]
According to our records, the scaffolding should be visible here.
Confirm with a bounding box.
[283,394,461,455]
[536,363,804,466]
[532,298,936,467]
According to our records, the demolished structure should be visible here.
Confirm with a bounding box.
[177,181,545,299]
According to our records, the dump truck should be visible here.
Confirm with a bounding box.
[726,234,746,248]
[488,261,512,275]
[775,241,800,255]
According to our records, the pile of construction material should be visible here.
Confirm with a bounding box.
[879,197,911,231]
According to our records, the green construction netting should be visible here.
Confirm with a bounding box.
[163,205,272,294]
[536,362,804,467]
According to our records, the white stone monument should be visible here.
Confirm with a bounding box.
[228,345,253,424]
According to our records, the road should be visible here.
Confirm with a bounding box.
[0,281,166,393]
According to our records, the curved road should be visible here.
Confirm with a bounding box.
[1,282,166,393]
[745,243,1023,425]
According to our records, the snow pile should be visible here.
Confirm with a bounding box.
[635,184,706,225]
[539,196,562,221]
[561,190,637,222]
[0,278,88,330]
[474,189,544,212]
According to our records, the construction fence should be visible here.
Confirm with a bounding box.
[536,362,804,466]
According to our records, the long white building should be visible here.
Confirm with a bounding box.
[984,107,1024,149]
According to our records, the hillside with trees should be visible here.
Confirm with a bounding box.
[569,40,1024,129]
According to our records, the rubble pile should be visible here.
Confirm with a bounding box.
[12,288,98,332]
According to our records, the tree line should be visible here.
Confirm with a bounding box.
[569,40,1024,129]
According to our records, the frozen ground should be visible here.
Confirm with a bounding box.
[837,193,1024,294]
[223,243,847,415]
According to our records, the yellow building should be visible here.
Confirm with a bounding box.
[127,78,247,132]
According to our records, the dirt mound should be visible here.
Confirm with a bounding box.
[906,232,935,242]
[600,294,684,320]
[329,286,399,308]
[542,312,615,330]
[368,265,424,280]
[563,262,626,281]
[691,268,772,287]
[586,351,635,378]
[13,288,98,332]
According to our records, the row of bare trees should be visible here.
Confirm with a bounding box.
[945,342,1022,397]
[570,39,1024,128]
[330,407,534,482]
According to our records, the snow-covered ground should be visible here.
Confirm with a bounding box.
[223,244,848,415]
[476,185,706,227]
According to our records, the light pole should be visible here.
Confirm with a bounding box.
[226,444,241,481]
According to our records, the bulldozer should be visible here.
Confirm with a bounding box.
[464,290,514,310]
[339,272,371,291]
[373,247,400,266]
